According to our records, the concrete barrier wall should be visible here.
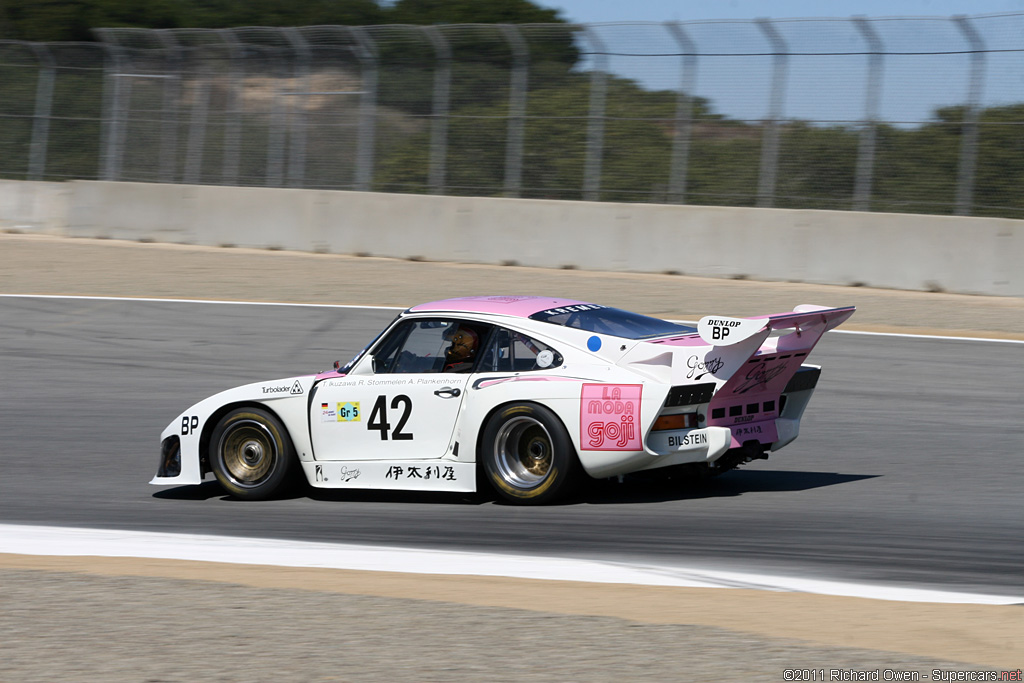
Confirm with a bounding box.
[0,181,70,235]
[2,179,1021,296]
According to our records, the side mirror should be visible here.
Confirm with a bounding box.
[369,355,379,373]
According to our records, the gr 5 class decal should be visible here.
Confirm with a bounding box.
[580,384,642,451]
[321,401,361,423]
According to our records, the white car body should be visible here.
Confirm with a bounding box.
[153,296,854,500]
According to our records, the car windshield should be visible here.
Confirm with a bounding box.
[336,315,400,373]
[529,304,696,340]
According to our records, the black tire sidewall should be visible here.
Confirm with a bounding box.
[210,407,294,500]
[482,402,576,505]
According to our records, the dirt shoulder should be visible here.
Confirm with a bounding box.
[2,554,1021,674]
[3,233,1023,339]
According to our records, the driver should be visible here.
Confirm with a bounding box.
[443,325,479,373]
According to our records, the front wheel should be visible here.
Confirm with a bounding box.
[209,407,294,500]
[481,403,578,505]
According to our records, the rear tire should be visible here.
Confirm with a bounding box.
[210,407,294,500]
[481,403,577,505]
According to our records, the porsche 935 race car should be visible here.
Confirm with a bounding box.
[153,296,854,504]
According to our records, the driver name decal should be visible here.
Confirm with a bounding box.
[580,384,642,451]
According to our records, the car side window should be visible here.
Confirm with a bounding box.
[372,319,491,374]
[479,328,562,372]
[370,321,412,374]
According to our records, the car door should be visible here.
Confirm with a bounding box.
[310,318,489,461]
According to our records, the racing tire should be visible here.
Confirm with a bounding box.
[210,407,295,500]
[482,403,578,505]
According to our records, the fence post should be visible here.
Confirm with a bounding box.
[755,18,788,208]
[220,29,243,186]
[423,26,451,195]
[350,27,378,192]
[852,17,884,212]
[582,26,608,202]
[953,15,985,216]
[284,27,311,188]
[153,30,182,183]
[27,43,55,181]
[261,36,288,187]
[182,62,210,185]
[95,31,130,182]
[664,22,698,204]
[499,24,529,198]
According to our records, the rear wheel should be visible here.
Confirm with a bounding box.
[482,403,577,505]
[210,407,294,500]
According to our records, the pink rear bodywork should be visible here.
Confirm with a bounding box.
[705,306,855,445]
[649,335,707,348]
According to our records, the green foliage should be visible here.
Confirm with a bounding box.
[775,122,860,210]
[969,105,1024,218]
[384,0,566,25]
[0,0,571,41]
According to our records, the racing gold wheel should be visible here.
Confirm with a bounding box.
[210,407,294,500]
[482,402,578,505]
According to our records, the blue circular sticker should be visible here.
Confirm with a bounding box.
[587,335,602,352]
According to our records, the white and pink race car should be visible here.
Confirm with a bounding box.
[153,296,854,504]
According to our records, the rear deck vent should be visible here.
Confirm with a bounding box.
[783,367,821,393]
[665,382,715,407]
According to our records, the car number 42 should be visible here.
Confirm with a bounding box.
[368,394,414,441]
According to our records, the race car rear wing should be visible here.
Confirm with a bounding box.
[619,304,855,394]
[681,305,853,438]
[697,305,854,399]
[697,304,856,347]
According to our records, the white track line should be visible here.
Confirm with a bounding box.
[2,293,1022,344]
[830,328,1024,344]
[0,293,403,310]
[670,320,1024,345]
[1,524,1020,605]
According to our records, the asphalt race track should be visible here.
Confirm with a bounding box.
[1,296,1021,596]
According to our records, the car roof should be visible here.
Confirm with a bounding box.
[407,296,598,319]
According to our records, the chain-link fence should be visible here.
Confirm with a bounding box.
[2,15,1023,218]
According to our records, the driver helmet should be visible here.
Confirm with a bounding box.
[445,325,479,363]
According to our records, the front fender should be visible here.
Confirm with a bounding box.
[150,375,315,486]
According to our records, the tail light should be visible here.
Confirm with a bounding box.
[651,413,699,431]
